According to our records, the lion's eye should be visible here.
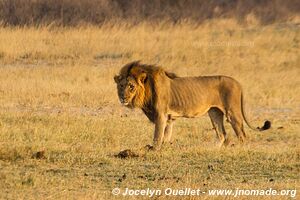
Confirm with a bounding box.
[129,84,135,90]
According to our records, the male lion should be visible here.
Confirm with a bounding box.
[114,61,271,150]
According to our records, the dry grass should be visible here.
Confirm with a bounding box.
[0,20,299,199]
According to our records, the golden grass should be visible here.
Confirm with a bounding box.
[0,21,299,109]
[0,20,299,199]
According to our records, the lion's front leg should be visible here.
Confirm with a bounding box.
[153,114,167,150]
[163,119,174,144]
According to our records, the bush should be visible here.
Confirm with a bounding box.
[0,0,299,26]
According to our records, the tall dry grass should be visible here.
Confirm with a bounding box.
[0,20,299,114]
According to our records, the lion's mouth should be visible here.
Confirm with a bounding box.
[120,99,129,106]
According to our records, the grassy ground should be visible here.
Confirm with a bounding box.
[0,20,299,199]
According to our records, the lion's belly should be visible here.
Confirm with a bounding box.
[167,105,213,118]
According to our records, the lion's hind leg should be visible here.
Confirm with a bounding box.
[208,107,230,147]
[227,109,246,143]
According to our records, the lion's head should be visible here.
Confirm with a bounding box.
[114,61,178,109]
[114,61,150,108]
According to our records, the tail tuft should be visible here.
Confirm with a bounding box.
[257,120,271,131]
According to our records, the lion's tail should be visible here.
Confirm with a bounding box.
[241,93,271,131]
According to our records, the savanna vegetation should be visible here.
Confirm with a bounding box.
[0,1,299,199]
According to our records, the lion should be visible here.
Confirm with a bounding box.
[114,61,271,150]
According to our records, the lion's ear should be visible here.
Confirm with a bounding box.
[114,75,120,83]
[138,73,147,84]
